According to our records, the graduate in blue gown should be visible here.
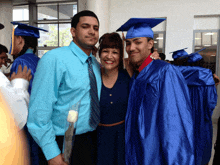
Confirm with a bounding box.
[117,18,195,165]
[9,22,48,165]
[172,49,217,165]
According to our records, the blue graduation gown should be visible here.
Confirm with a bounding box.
[10,50,40,94]
[178,66,217,165]
[125,60,195,165]
[10,50,40,165]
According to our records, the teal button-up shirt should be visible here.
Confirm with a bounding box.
[27,41,101,160]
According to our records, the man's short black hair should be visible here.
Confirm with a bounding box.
[71,10,99,28]
[0,44,8,54]
[159,53,166,60]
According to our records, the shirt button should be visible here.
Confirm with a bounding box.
[110,102,113,104]
[109,94,112,96]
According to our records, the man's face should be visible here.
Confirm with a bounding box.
[71,16,99,51]
[126,37,153,68]
[0,52,7,68]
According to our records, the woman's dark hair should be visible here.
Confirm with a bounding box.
[98,32,124,70]
[71,10,99,28]
[14,35,37,59]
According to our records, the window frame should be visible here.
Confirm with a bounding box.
[193,29,220,75]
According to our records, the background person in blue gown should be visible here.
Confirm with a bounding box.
[9,22,48,165]
[172,49,217,165]
[117,18,195,165]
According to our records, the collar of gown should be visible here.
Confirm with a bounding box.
[138,53,152,72]
[24,49,34,54]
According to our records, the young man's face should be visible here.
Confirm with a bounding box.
[71,16,99,51]
[0,52,7,68]
[126,37,153,68]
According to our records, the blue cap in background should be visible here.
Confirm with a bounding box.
[11,21,48,38]
[170,48,188,59]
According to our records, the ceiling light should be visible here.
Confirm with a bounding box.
[156,37,163,40]
[205,33,214,35]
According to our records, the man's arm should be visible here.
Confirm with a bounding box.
[27,51,66,163]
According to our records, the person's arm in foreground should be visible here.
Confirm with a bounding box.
[0,91,29,165]
[0,65,31,130]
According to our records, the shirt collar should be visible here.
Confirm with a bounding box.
[24,49,34,54]
[68,41,93,64]
[138,53,152,72]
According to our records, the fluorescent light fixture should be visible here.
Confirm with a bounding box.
[195,38,201,40]
[211,55,216,56]
[204,32,214,35]
[154,41,158,43]
[156,37,163,40]
[204,45,211,47]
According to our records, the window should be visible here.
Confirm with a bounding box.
[193,16,220,74]
[152,19,166,54]
[194,31,218,74]
[13,5,29,21]
[37,2,77,57]
[12,1,78,58]
[153,32,165,53]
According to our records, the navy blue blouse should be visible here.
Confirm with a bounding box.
[99,69,130,124]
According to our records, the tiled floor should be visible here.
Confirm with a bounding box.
[208,119,218,165]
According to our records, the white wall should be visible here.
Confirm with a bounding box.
[0,1,13,73]
[0,1,13,50]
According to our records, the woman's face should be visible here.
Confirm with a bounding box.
[100,48,120,71]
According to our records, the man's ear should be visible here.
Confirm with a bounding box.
[70,27,76,39]
[147,39,154,50]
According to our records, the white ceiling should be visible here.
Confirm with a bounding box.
[12,0,75,5]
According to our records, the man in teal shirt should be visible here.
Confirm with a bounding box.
[27,10,101,165]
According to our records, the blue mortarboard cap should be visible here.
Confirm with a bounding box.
[170,48,188,59]
[187,48,205,63]
[0,23,4,30]
[11,21,48,38]
[116,18,166,39]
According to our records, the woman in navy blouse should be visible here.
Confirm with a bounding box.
[96,32,130,165]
